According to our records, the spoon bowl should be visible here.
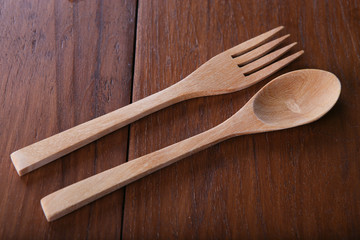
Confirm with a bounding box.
[251,69,341,129]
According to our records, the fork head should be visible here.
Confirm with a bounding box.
[184,26,304,97]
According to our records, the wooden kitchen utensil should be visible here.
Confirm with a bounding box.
[11,26,302,176]
[41,69,341,221]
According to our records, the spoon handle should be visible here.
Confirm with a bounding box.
[41,123,231,221]
[11,82,191,176]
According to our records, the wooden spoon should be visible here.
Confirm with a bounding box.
[41,69,341,221]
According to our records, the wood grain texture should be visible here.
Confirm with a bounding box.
[0,0,136,239]
[1,0,360,239]
[123,0,360,239]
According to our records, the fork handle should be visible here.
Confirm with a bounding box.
[40,122,232,221]
[11,81,191,176]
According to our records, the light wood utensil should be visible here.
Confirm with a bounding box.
[11,26,302,176]
[41,69,341,221]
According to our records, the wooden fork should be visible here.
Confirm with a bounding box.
[11,26,303,176]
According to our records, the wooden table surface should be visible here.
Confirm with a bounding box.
[1,0,359,239]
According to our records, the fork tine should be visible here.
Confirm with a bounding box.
[234,35,290,65]
[227,26,284,57]
[239,42,297,75]
[246,50,304,83]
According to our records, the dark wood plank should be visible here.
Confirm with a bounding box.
[123,0,360,239]
[0,0,136,239]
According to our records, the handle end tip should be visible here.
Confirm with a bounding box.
[41,197,54,222]
[10,151,28,176]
